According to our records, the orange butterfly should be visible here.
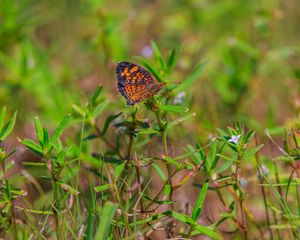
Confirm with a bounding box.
[116,62,166,105]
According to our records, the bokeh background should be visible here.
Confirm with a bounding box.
[1,0,300,239]
[1,0,300,135]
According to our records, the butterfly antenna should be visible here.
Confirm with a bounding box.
[164,81,182,85]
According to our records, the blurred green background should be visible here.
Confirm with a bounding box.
[1,0,300,135]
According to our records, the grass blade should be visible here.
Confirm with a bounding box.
[94,201,117,240]
[174,61,208,94]
[0,111,17,141]
[51,114,71,143]
[192,180,209,221]
[0,106,6,130]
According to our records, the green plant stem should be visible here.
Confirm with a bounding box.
[50,160,60,240]
[256,164,273,239]
[1,159,17,239]
[134,163,144,213]
[145,169,179,210]
[234,162,247,240]
[154,109,174,235]
[109,168,133,238]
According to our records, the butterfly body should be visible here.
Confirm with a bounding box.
[116,61,166,105]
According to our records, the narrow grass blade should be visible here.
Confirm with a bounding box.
[20,139,44,156]
[101,112,122,135]
[192,180,209,221]
[94,201,117,240]
[94,184,110,193]
[174,61,208,94]
[243,144,264,160]
[85,183,96,240]
[167,113,196,129]
[152,163,167,182]
[89,85,103,107]
[0,111,17,141]
[151,41,164,69]
[0,106,6,130]
[51,114,71,143]
[34,116,44,144]
[161,105,188,113]
[93,101,109,118]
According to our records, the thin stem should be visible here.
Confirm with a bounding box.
[257,166,273,239]
[145,169,179,210]
[233,161,247,240]
[109,166,133,238]
[254,137,273,240]
[154,108,174,235]
[134,163,144,213]
[50,160,60,240]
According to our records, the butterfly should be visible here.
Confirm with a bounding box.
[116,61,166,105]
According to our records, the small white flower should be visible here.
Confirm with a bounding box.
[141,45,153,58]
[173,91,186,105]
[228,135,241,144]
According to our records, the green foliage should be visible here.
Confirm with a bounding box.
[1,1,300,239]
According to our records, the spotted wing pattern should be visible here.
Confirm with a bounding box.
[116,61,165,105]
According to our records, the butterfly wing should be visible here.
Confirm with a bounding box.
[129,82,166,105]
[116,62,164,105]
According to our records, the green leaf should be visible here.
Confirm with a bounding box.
[207,140,217,170]
[192,223,223,240]
[170,210,190,223]
[211,143,225,170]
[166,48,177,71]
[0,106,6,130]
[216,154,235,162]
[169,211,223,239]
[20,139,44,155]
[161,105,188,113]
[34,116,44,144]
[93,101,109,118]
[216,160,233,174]
[42,128,50,150]
[137,128,159,135]
[89,86,103,107]
[164,184,171,195]
[244,129,255,144]
[22,162,47,167]
[0,111,17,141]
[152,163,167,182]
[164,156,181,168]
[85,183,96,239]
[167,113,196,129]
[95,184,111,193]
[216,128,228,139]
[174,61,208,94]
[17,208,52,215]
[94,201,117,240]
[72,104,86,116]
[130,210,221,239]
[243,144,264,160]
[51,114,71,143]
[151,41,164,69]
[101,112,122,136]
[114,162,125,180]
[192,180,209,221]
